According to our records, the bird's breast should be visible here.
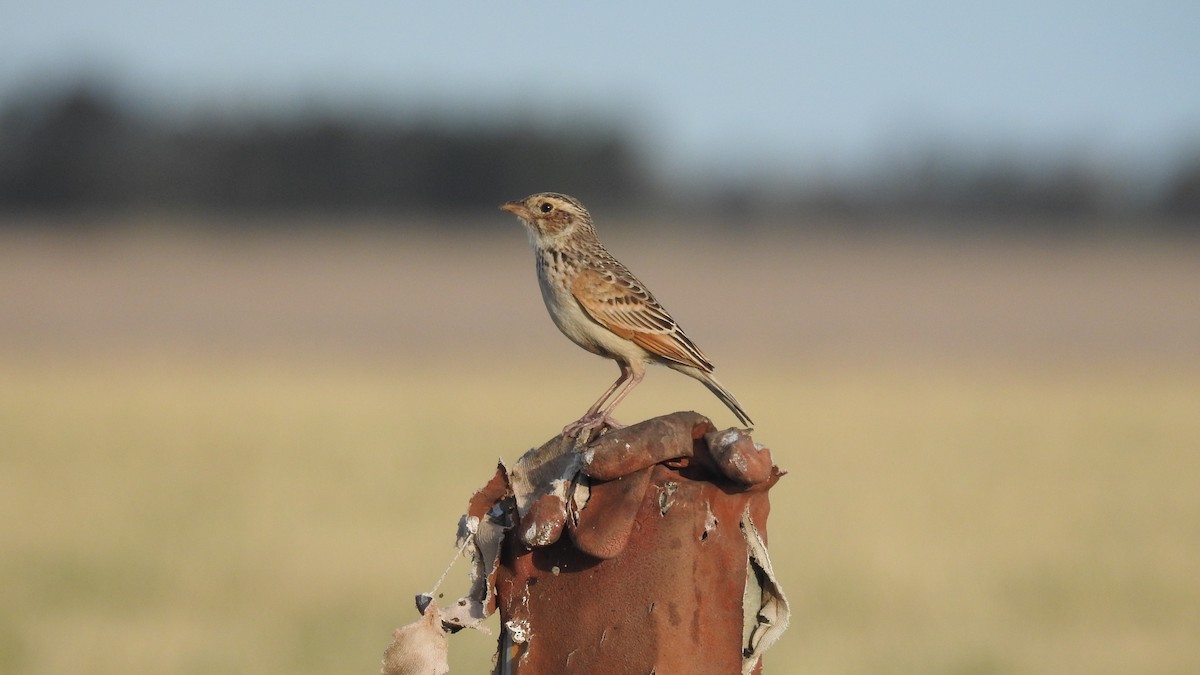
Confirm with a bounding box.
[535,251,647,364]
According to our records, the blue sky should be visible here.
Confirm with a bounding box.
[3,1,1198,178]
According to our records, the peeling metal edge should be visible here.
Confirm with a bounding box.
[740,507,791,674]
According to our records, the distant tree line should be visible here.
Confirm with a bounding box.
[1,82,1197,231]
[0,83,648,219]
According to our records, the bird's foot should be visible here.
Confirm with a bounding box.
[563,412,624,440]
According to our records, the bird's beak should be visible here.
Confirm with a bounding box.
[500,201,530,218]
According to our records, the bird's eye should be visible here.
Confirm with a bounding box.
[539,202,554,213]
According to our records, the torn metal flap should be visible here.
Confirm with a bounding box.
[506,433,588,549]
[740,507,790,674]
[567,467,654,559]
[507,435,585,520]
[466,462,513,520]
[440,499,513,633]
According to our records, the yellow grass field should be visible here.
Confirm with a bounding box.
[1,225,1198,673]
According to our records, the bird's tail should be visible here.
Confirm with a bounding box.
[699,372,754,427]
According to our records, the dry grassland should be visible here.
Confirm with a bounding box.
[1,224,1197,673]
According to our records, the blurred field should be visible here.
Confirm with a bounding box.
[1,224,1198,674]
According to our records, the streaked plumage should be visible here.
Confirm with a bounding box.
[500,192,753,436]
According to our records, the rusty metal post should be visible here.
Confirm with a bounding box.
[440,411,789,674]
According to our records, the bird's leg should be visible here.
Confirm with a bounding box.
[563,363,632,437]
[596,368,644,426]
[568,364,646,438]
[585,363,630,416]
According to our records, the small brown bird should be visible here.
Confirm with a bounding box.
[501,192,753,436]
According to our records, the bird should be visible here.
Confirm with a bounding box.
[500,192,753,437]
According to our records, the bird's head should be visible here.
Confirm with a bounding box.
[500,192,594,246]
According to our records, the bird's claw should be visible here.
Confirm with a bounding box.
[563,412,624,440]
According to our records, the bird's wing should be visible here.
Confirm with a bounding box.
[571,266,714,372]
